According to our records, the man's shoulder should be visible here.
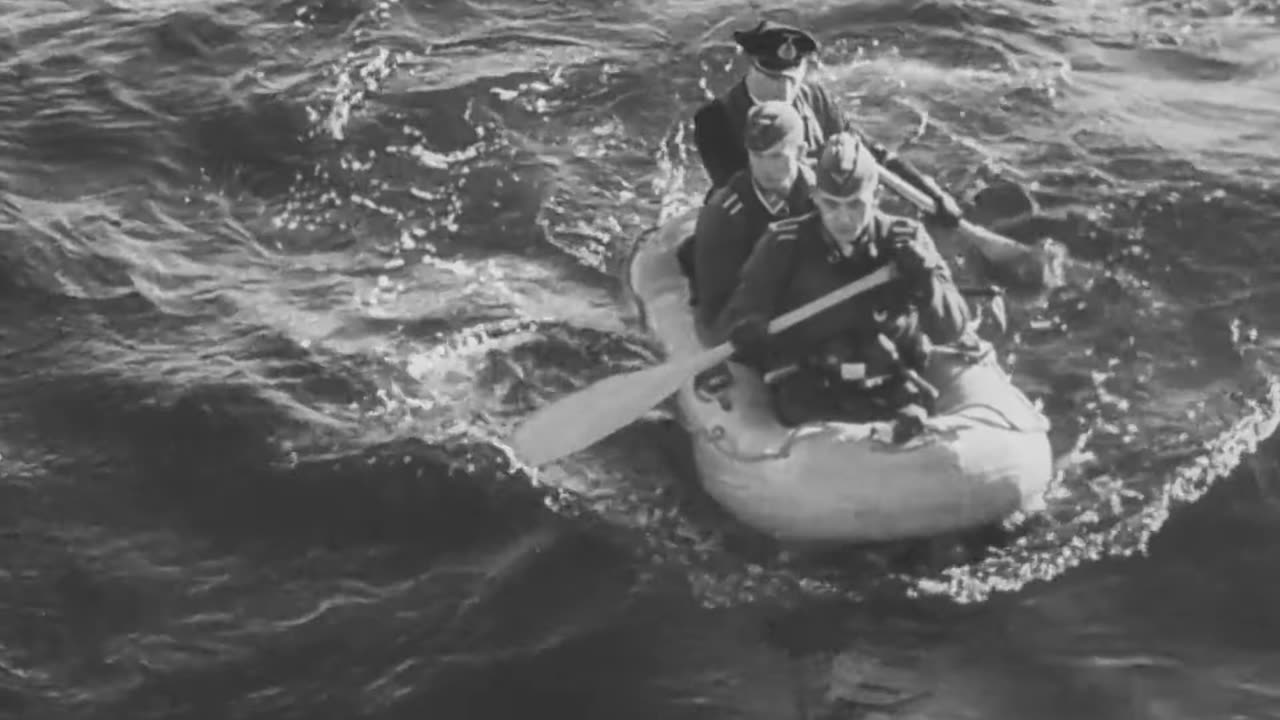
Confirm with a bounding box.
[797,80,847,130]
[703,181,747,218]
[693,98,726,129]
[726,168,756,192]
[798,79,836,105]
[799,78,830,94]
[721,81,751,111]
[698,82,750,122]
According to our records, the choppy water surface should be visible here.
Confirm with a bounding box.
[2,0,1279,717]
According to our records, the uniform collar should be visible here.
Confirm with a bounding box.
[822,225,876,263]
[739,78,802,110]
[751,168,813,218]
[751,179,789,216]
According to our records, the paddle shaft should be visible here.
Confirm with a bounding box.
[876,164,946,217]
[766,264,896,336]
[639,263,896,395]
[689,264,896,379]
[507,264,897,466]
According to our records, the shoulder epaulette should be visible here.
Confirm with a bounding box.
[692,99,720,125]
[712,187,743,217]
[766,211,816,240]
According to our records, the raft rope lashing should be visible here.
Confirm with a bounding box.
[942,401,1052,434]
[690,422,848,463]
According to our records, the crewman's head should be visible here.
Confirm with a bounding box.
[812,132,879,243]
[734,21,819,103]
[744,101,806,194]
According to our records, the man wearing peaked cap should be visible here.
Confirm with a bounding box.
[690,101,815,334]
[687,19,964,226]
[706,131,971,435]
[733,20,819,75]
[692,20,826,191]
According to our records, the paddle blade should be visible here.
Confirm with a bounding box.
[968,180,1039,232]
[962,223,1068,290]
[876,162,1071,290]
[954,221,1019,264]
[510,352,712,467]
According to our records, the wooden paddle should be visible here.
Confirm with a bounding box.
[510,264,898,467]
[877,165,1066,288]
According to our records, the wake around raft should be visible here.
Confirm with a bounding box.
[625,210,1055,544]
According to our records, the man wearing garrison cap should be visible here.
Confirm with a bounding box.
[689,20,963,225]
[708,132,971,434]
[692,101,816,333]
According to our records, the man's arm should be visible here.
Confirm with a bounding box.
[707,216,802,344]
[895,222,970,344]
[692,186,750,330]
[693,101,746,189]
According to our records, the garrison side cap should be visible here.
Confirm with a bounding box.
[814,132,879,196]
[743,100,806,152]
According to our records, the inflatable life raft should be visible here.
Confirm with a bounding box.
[625,208,1054,544]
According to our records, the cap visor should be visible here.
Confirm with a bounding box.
[751,59,806,78]
[813,186,874,201]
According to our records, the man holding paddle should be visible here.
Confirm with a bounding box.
[713,132,970,433]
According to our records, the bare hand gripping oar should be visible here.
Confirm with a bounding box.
[877,165,1068,289]
[509,265,898,467]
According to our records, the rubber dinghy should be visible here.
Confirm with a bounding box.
[625,208,1055,544]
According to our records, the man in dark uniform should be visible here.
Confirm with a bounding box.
[692,20,962,224]
[715,131,970,432]
[693,100,815,332]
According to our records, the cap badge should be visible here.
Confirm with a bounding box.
[777,38,797,62]
[832,155,857,183]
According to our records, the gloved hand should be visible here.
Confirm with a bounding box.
[863,333,900,378]
[916,175,963,228]
[929,189,963,229]
[728,315,772,367]
[891,403,929,444]
[897,331,933,372]
[869,331,930,379]
[888,220,946,287]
